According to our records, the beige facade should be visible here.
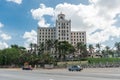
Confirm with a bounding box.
[37,27,56,45]
[37,13,86,46]
[71,31,86,45]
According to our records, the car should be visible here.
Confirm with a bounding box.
[22,67,32,70]
[68,65,83,71]
[22,66,32,70]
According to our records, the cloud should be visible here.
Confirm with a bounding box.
[30,0,120,45]
[0,22,11,49]
[31,4,54,27]
[6,0,22,4]
[0,22,4,28]
[0,42,9,50]
[23,30,37,48]
[38,18,50,27]
[0,33,12,40]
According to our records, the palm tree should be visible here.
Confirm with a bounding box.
[105,46,110,58]
[115,42,120,56]
[68,45,76,60]
[88,44,94,55]
[45,39,53,52]
[76,42,87,58]
[52,39,59,59]
[57,41,72,61]
[30,43,33,54]
[115,42,120,50]
[33,43,37,54]
[38,42,45,55]
[96,43,101,54]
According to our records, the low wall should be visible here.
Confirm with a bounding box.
[44,64,54,69]
[57,61,88,68]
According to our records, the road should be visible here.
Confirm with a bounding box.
[0,68,120,80]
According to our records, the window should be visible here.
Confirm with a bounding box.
[74,42,76,44]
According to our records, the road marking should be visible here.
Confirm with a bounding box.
[49,79,54,80]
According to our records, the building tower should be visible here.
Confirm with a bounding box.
[56,12,71,43]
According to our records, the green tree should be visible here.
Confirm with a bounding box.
[29,43,33,54]
[115,42,120,56]
[96,43,101,54]
[38,42,45,55]
[45,40,53,51]
[76,42,88,58]
[58,41,73,61]
[105,46,110,57]
[88,44,94,54]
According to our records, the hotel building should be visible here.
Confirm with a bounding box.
[37,13,86,46]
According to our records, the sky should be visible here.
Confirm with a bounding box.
[0,0,120,49]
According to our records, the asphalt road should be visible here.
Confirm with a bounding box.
[0,68,120,80]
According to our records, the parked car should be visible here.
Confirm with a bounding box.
[22,67,32,70]
[68,65,83,71]
[22,65,32,70]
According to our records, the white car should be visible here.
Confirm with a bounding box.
[68,65,83,71]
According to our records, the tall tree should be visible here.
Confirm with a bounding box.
[38,42,45,55]
[76,42,87,58]
[96,43,101,54]
[33,43,37,54]
[30,43,33,54]
[105,46,110,58]
[88,44,94,55]
[52,40,59,59]
[45,40,53,52]
[115,42,120,56]
[57,41,72,61]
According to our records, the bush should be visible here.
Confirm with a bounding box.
[87,58,120,64]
